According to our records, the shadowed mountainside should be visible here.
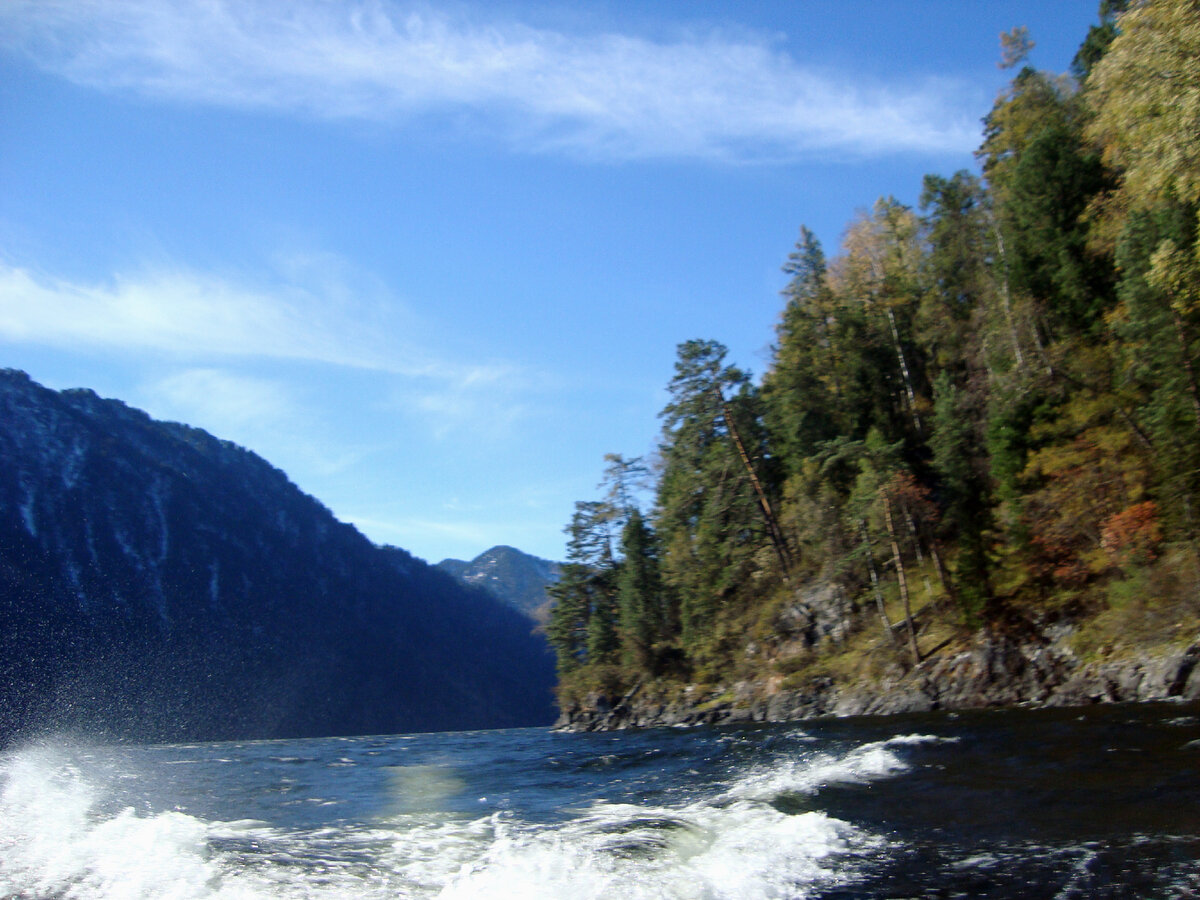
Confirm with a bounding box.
[0,369,556,744]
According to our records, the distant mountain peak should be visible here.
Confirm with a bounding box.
[437,545,561,622]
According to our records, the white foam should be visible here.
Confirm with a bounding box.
[728,733,956,803]
[878,733,956,746]
[421,795,872,900]
[0,744,223,899]
[420,734,929,900]
[0,732,926,899]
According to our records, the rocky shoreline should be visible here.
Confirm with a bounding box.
[554,631,1200,731]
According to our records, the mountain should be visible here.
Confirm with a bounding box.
[0,370,556,744]
[438,546,560,622]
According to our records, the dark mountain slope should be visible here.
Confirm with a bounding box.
[0,370,555,744]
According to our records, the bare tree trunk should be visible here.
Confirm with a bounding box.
[990,218,1026,372]
[928,540,957,608]
[883,306,922,434]
[1029,308,1055,377]
[860,520,894,642]
[883,492,921,664]
[897,494,955,608]
[902,502,938,611]
[715,389,793,580]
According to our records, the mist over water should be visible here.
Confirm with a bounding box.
[2,704,1198,899]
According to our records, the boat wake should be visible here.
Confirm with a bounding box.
[0,732,943,899]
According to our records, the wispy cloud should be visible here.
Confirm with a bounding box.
[4,260,451,376]
[0,259,532,437]
[0,0,980,161]
[408,372,532,441]
[142,367,296,429]
[137,367,383,479]
[0,262,375,368]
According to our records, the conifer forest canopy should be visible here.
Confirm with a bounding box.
[547,0,1200,699]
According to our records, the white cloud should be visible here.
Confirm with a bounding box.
[142,367,295,428]
[0,259,534,438]
[137,367,384,480]
[0,0,980,161]
[0,262,388,368]
[2,260,465,376]
[408,368,533,441]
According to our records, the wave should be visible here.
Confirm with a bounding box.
[728,733,957,803]
[0,742,222,899]
[0,731,930,899]
[437,800,879,899]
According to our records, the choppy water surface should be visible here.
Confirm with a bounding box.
[2,702,1198,898]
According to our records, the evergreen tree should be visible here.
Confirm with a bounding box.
[1072,0,1130,81]
[1004,120,1114,338]
[918,171,991,382]
[545,4,1200,712]
[545,563,592,677]
[654,340,776,671]
[833,198,930,451]
[546,501,621,674]
[929,373,994,617]
[764,227,843,468]
[616,508,669,672]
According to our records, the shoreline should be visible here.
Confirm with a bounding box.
[555,630,1200,732]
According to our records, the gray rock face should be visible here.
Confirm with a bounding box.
[774,582,855,648]
[1048,642,1200,707]
[556,629,1200,731]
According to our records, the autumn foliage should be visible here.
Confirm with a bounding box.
[549,1,1200,691]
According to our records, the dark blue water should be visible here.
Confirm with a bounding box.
[2,702,1197,898]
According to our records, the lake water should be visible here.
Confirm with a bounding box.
[2,702,1198,898]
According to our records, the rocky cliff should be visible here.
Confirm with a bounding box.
[0,370,556,744]
[556,629,1200,731]
[553,576,1200,732]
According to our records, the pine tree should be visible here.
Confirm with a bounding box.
[546,500,621,675]
[616,508,668,672]
[833,199,930,448]
[918,171,992,381]
[654,340,778,672]
[764,227,843,468]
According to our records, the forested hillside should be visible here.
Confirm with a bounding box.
[548,1,1200,712]
[0,371,556,743]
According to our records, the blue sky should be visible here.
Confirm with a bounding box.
[0,0,1098,564]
